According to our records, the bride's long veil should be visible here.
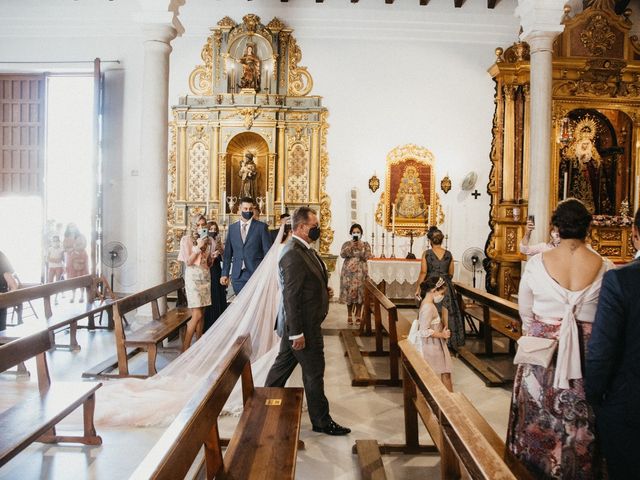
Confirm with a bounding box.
[95,226,285,427]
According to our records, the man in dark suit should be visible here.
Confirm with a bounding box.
[266,207,350,436]
[221,197,272,294]
[586,208,640,479]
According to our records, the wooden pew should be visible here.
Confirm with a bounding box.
[340,277,411,387]
[0,275,116,351]
[454,282,521,386]
[91,278,192,378]
[353,339,533,480]
[130,334,304,480]
[0,330,102,467]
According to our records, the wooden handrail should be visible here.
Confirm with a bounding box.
[365,277,396,311]
[116,278,184,316]
[399,339,518,480]
[0,274,95,308]
[454,282,518,318]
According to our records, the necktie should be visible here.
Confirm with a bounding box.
[241,222,248,243]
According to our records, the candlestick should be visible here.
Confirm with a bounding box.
[380,232,386,258]
[390,232,396,258]
[281,180,285,214]
[635,175,639,214]
[371,232,376,259]
[563,171,568,200]
[427,205,432,226]
[222,190,227,224]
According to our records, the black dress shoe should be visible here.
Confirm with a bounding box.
[312,420,351,436]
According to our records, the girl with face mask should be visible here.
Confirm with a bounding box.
[416,276,453,391]
[339,223,372,325]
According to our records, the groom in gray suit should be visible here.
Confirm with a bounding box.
[266,207,350,436]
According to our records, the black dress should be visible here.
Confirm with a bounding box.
[424,249,465,348]
[204,255,228,333]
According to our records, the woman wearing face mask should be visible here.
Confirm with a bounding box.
[178,215,213,350]
[416,276,453,391]
[203,221,227,333]
[416,227,465,349]
[519,219,560,256]
[339,223,372,325]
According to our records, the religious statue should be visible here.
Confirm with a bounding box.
[559,116,615,215]
[238,42,261,92]
[395,165,428,218]
[239,152,258,199]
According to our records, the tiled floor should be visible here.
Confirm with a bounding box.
[0,303,513,479]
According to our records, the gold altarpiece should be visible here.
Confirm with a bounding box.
[166,14,335,278]
[485,1,640,298]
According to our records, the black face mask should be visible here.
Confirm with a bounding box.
[208,231,218,239]
[308,226,321,241]
[241,211,253,220]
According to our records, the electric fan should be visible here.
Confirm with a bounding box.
[461,247,486,288]
[102,241,128,291]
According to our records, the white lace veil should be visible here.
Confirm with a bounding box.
[94,226,285,427]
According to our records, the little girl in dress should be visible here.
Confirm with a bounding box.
[413,276,454,391]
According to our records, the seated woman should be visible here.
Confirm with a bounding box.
[416,227,464,348]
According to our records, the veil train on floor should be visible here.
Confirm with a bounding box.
[94,227,286,427]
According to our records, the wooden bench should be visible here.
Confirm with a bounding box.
[0,275,116,351]
[454,282,522,386]
[340,277,411,387]
[87,278,192,378]
[130,334,304,480]
[0,329,102,468]
[354,339,533,480]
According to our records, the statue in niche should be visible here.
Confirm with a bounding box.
[239,152,258,199]
[238,42,261,91]
[560,116,615,215]
[395,165,428,218]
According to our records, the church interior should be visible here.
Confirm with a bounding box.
[1,0,639,478]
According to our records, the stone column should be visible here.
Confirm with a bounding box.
[137,23,177,293]
[517,0,564,243]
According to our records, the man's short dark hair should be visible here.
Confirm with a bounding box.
[239,196,254,206]
[292,206,316,231]
[634,208,640,231]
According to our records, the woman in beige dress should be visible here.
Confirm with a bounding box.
[178,215,213,351]
[416,276,453,391]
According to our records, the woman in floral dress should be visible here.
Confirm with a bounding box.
[506,199,612,479]
[339,223,372,325]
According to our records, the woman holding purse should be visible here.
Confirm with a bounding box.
[506,199,612,479]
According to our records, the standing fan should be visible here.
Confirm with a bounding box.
[102,241,128,291]
[462,247,486,288]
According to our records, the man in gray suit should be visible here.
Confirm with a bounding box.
[265,207,350,436]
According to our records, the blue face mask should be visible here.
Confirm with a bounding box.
[241,211,253,220]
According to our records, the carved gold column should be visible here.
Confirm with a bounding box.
[277,122,286,204]
[310,125,320,203]
[502,85,516,201]
[177,121,187,201]
[210,123,220,203]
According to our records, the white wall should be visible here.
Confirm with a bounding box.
[0,0,522,292]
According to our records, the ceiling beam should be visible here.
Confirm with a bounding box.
[420,0,429,5]
[488,0,497,8]
[454,0,464,7]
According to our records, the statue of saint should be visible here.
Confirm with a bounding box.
[560,116,614,215]
[395,165,428,218]
[239,153,258,199]
[238,42,261,92]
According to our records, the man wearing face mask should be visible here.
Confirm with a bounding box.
[265,206,351,436]
[221,197,273,295]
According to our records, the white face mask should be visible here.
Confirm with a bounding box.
[551,231,560,244]
[433,293,445,304]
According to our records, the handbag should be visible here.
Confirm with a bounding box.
[513,336,558,368]
[407,319,422,353]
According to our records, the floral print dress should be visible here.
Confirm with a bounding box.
[339,240,372,305]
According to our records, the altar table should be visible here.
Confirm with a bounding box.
[367,258,422,302]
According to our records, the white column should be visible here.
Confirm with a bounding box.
[137,23,177,293]
[517,0,564,243]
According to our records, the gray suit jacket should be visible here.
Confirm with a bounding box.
[275,238,328,339]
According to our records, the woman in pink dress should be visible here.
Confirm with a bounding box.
[506,199,612,479]
[416,276,453,391]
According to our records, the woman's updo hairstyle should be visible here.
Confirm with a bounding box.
[427,226,444,245]
[551,198,592,240]
[419,276,444,298]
